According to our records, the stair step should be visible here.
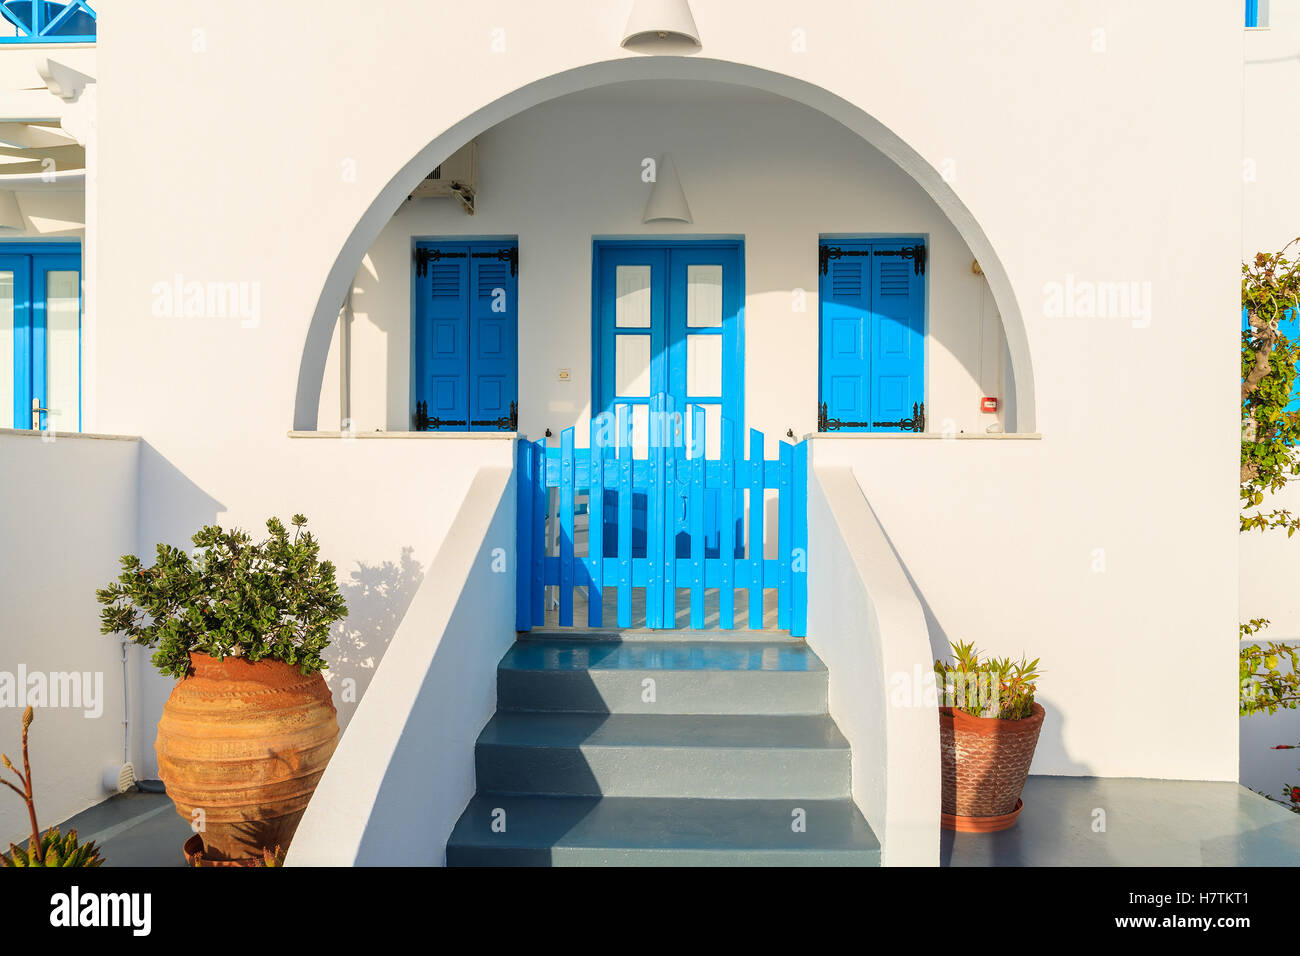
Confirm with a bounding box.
[446,794,880,866]
[523,628,804,644]
[474,713,850,799]
[497,639,828,714]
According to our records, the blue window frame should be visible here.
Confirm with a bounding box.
[0,242,81,431]
[1246,1,1265,28]
[0,1,96,43]
[412,238,518,431]
[818,237,926,432]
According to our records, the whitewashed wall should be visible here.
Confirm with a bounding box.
[326,85,1009,445]
[1239,0,1300,800]
[811,436,1238,781]
[0,430,140,844]
[132,435,515,780]
[88,0,1241,787]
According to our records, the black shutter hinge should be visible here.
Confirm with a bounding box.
[469,401,518,431]
[471,246,518,277]
[819,401,925,433]
[413,400,467,430]
[413,247,467,278]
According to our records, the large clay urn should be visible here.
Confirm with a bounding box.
[156,653,338,862]
[938,701,1045,833]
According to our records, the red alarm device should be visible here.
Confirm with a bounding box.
[981,396,999,413]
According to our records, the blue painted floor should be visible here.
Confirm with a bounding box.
[48,775,1299,866]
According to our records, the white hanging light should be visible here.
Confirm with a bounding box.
[643,154,692,224]
[621,0,701,52]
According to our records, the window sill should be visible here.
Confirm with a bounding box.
[0,428,139,441]
[806,431,1041,441]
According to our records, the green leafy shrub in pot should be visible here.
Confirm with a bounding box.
[96,514,347,678]
[933,640,1041,720]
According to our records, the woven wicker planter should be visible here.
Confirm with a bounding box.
[938,701,1044,832]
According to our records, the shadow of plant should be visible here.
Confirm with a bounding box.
[325,547,424,729]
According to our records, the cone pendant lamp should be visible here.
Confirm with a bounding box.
[621,0,702,52]
[643,154,692,224]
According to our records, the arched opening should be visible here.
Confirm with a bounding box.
[292,56,1035,435]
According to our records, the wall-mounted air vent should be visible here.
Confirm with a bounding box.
[409,139,477,214]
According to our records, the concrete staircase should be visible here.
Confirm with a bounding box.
[446,633,880,866]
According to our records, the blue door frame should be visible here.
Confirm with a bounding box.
[2,242,81,431]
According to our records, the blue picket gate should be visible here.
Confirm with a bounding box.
[515,394,808,636]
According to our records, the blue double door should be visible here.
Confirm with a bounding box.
[594,240,744,562]
[413,239,518,430]
[818,238,925,431]
[1,245,81,431]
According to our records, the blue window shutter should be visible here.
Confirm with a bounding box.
[417,244,470,427]
[1246,1,1260,28]
[468,245,518,429]
[869,247,925,428]
[819,247,871,429]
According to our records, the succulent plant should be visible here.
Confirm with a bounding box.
[1,706,107,867]
[3,828,104,868]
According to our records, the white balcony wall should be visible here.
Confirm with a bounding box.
[0,430,139,845]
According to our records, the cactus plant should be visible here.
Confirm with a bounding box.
[3,827,104,868]
[1,706,107,867]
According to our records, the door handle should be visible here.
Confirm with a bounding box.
[30,397,47,430]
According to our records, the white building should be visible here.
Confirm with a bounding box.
[0,0,1285,865]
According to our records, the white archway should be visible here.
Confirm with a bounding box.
[292,56,1035,432]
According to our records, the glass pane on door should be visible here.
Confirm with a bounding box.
[615,266,652,327]
[0,271,12,429]
[44,269,79,432]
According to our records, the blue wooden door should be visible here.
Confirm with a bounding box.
[594,240,743,572]
[0,246,79,431]
[414,240,517,431]
[818,239,925,431]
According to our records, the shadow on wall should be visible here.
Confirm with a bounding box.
[327,548,425,730]
[870,513,1092,778]
[134,443,225,776]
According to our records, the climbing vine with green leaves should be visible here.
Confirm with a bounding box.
[1240,242,1300,812]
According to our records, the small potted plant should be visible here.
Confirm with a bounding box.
[934,641,1044,832]
[97,515,347,863]
[2,707,106,867]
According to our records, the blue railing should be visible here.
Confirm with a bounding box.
[516,395,809,635]
[0,1,95,44]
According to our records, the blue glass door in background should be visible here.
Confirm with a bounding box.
[594,239,744,562]
[0,244,80,431]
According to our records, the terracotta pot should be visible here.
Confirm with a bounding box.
[156,653,338,862]
[938,701,1044,832]
[183,833,281,867]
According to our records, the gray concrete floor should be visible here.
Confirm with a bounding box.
[50,775,1300,866]
[55,786,193,867]
[944,776,1300,866]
